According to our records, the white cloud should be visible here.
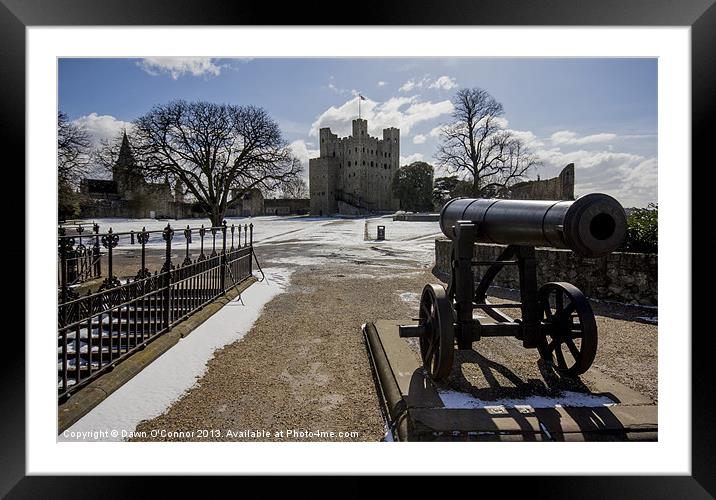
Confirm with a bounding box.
[400,153,424,165]
[429,75,458,90]
[507,129,544,148]
[137,57,222,79]
[310,95,454,137]
[71,112,133,148]
[377,81,387,87]
[399,79,419,92]
[550,130,618,146]
[428,125,443,138]
[412,134,427,144]
[400,75,458,92]
[289,139,319,182]
[535,147,657,207]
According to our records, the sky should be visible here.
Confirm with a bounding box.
[58,57,657,207]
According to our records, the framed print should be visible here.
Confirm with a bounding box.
[2,0,711,496]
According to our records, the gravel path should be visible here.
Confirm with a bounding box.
[133,261,428,442]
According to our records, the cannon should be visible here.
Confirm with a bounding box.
[399,193,626,380]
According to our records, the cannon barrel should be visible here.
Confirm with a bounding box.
[439,193,626,258]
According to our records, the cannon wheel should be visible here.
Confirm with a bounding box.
[418,284,455,381]
[537,282,597,377]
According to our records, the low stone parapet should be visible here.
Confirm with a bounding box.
[433,238,657,306]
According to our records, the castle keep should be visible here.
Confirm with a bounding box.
[309,119,400,215]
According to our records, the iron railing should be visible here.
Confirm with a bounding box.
[58,223,102,289]
[57,221,254,400]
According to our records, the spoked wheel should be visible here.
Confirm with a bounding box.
[418,284,455,380]
[537,282,597,377]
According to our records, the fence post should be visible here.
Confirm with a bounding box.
[237,224,241,249]
[198,225,206,261]
[137,227,150,279]
[221,220,227,292]
[59,228,69,304]
[183,226,192,266]
[162,224,174,328]
[249,223,254,276]
[93,223,101,278]
[100,228,119,290]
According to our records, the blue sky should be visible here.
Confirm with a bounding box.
[59,57,657,207]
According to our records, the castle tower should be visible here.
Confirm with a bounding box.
[112,131,144,200]
[309,118,399,216]
[559,163,575,200]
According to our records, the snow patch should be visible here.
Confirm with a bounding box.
[59,267,292,442]
[438,389,616,410]
[399,292,420,304]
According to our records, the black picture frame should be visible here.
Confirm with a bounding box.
[2,0,710,496]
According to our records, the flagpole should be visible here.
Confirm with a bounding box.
[359,94,361,119]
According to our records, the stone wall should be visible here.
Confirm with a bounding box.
[508,163,575,200]
[264,198,310,215]
[433,238,657,305]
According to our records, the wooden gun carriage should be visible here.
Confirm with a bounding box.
[399,194,627,380]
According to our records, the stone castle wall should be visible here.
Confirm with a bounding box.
[310,119,400,215]
[434,238,657,305]
[509,163,575,200]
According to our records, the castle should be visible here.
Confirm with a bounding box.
[309,119,400,215]
[79,131,309,219]
[79,131,186,218]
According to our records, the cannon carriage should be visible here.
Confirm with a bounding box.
[399,193,627,380]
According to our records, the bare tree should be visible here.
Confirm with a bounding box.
[58,111,91,186]
[435,88,539,197]
[279,176,309,199]
[129,100,301,226]
[93,134,124,177]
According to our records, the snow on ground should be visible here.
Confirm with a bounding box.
[438,389,616,410]
[60,267,291,442]
[71,215,443,268]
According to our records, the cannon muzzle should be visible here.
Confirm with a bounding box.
[439,193,626,258]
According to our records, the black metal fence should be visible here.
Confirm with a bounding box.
[58,223,102,289]
[57,221,254,400]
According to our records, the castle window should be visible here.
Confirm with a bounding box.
[355,147,358,153]
[362,147,365,153]
[362,161,365,166]
[348,161,351,167]
[332,151,335,157]
[389,153,391,158]
[370,161,373,167]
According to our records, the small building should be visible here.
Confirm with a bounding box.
[225,188,310,217]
